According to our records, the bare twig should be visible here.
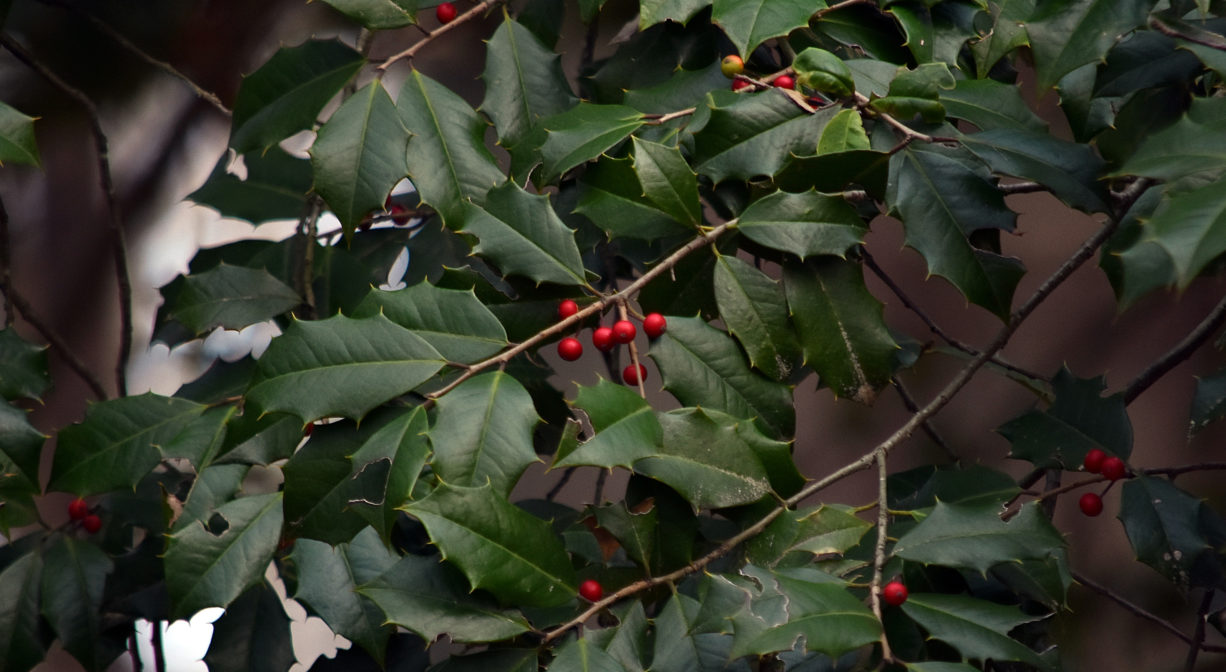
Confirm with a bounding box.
[546,467,576,501]
[869,450,896,664]
[1,35,133,394]
[7,282,108,399]
[377,0,502,72]
[0,194,13,327]
[1122,294,1226,404]
[854,91,934,146]
[297,198,321,320]
[998,181,1047,195]
[1073,571,1226,654]
[892,377,957,462]
[643,108,696,125]
[1187,589,1216,671]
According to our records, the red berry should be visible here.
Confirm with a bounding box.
[578,579,603,602]
[558,299,579,320]
[1079,492,1104,517]
[642,313,667,339]
[1101,456,1127,481]
[82,514,102,534]
[612,320,636,344]
[731,78,751,91]
[592,327,615,351]
[303,423,314,438]
[68,497,89,521]
[558,337,583,361]
[623,363,647,385]
[1083,448,1106,473]
[773,74,795,89]
[882,580,908,606]
[389,203,411,226]
[436,2,457,23]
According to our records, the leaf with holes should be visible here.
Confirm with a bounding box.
[734,568,880,659]
[1120,475,1226,589]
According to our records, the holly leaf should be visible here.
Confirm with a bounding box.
[712,254,801,382]
[310,80,409,236]
[48,393,207,496]
[230,39,364,154]
[318,0,416,29]
[593,500,659,572]
[359,553,532,643]
[960,128,1108,213]
[575,155,694,241]
[1120,475,1226,589]
[554,378,663,470]
[734,569,880,659]
[1190,369,1226,435]
[892,501,1066,575]
[692,93,838,184]
[171,463,249,533]
[548,636,627,672]
[539,104,645,183]
[348,406,431,541]
[282,419,380,544]
[900,593,1048,668]
[162,264,300,337]
[1026,0,1153,92]
[783,257,898,404]
[736,189,866,259]
[188,148,313,225]
[747,504,872,566]
[202,581,295,672]
[41,537,120,671]
[634,407,772,510]
[817,108,870,154]
[403,482,577,607]
[0,328,49,401]
[0,552,45,672]
[631,137,701,227]
[164,492,284,619]
[354,283,507,364]
[997,367,1132,469]
[245,313,445,422]
[639,0,712,27]
[429,371,541,497]
[648,316,795,438]
[941,78,1047,133]
[712,0,823,58]
[0,100,38,167]
[1139,181,1226,288]
[398,69,505,226]
[651,593,741,671]
[482,16,578,150]
[971,0,1035,78]
[458,182,586,286]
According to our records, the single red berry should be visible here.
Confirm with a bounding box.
[303,423,314,438]
[82,514,102,534]
[773,74,795,89]
[389,203,411,226]
[1079,492,1104,517]
[731,78,751,91]
[68,497,89,521]
[558,337,583,361]
[642,313,667,339]
[436,2,457,23]
[623,363,647,385]
[592,327,615,351]
[1101,456,1127,481]
[1083,448,1106,473]
[578,579,603,602]
[882,580,908,606]
[558,299,579,320]
[612,320,636,344]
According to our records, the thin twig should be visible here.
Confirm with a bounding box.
[1187,589,1216,671]
[643,108,696,125]
[128,630,142,671]
[7,287,108,399]
[892,377,957,462]
[2,35,132,394]
[377,0,502,72]
[0,194,13,327]
[298,199,321,320]
[1150,15,1226,51]
[546,467,576,501]
[594,469,608,505]
[151,621,166,672]
[1122,294,1226,404]
[998,181,1047,194]
[854,91,934,145]
[869,450,895,664]
[1072,571,1226,653]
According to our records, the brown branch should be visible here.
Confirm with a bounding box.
[998,181,1047,195]
[854,91,934,145]
[869,450,896,664]
[1,34,132,394]
[892,377,957,462]
[1187,589,1216,671]
[1122,293,1226,404]
[1073,571,1226,654]
[377,0,502,72]
[643,108,696,125]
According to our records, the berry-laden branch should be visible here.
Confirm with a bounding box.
[377,0,504,73]
[1,34,133,395]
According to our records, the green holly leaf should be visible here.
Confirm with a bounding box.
[188,148,313,225]
[638,0,712,27]
[403,482,577,607]
[0,100,38,167]
[692,93,838,184]
[171,463,249,533]
[282,419,381,544]
[712,254,801,382]
[971,0,1035,78]
[818,108,870,154]
[747,504,872,566]
[734,569,880,659]
[870,62,955,123]
[648,316,795,438]
[631,137,702,227]
[161,405,233,468]
[348,406,431,541]
[229,39,364,154]
[202,581,295,672]
[358,553,532,642]
[354,283,507,364]
[888,144,1022,320]
[482,16,578,150]
[1120,475,1226,589]
[1190,368,1226,435]
[736,190,867,259]
[634,407,772,510]
[548,636,628,672]
[774,149,891,196]
[961,128,1108,213]
[212,411,301,467]
[245,313,445,422]
[398,69,505,226]
[651,593,740,671]
[292,528,397,663]
[0,407,41,508]
[310,81,409,236]
[940,78,1047,133]
[586,601,650,671]
[893,501,1066,574]
[458,181,586,286]
[1139,181,1226,288]
[712,0,823,58]
[889,464,1022,511]
[900,593,1048,668]
[162,264,300,337]
[48,393,207,496]
[429,371,541,497]
[1099,186,1172,308]
[792,47,855,98]
[539,104,645,183]
[165,492,283,619]
[318,0,416,29]
[554,378,662,469]
[593,500,659,571]
[0,552,45,672]
[575,155,694,241]
[997,367,1132,469]
[783,257,898,404]
[41,537,119,672]
[0,328,49,402]
[1026,0,1153,92]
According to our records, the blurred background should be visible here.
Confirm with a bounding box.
[2,0,1225,669]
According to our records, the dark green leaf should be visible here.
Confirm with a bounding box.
[539,104,645,183]
[692,93,838,184]
[213,411,302,466]
[774,149,891,196]
[735,569,880,659]
[652,592,744,671]
[575,155,694,241]
[997,367,1132,468]
[818,108,870,154]
[230,40,364,154]
[403,482,577,606]
[900,593,1048,668]
[172,463,249,533]
[430,371,540,496]
[354,283,507,363]
[319,0,416,29]
[892,501,1066,574]
[162,405,233,468]
[639,0,712,28]
[188,149,313,225]
[459,182,586,286]
[1026,0,1154,92]
[737,189,866,259]
[792,47,856,98]
[1100,186,1172,308]
[310,81,409,235]
[348,406,431,541]
[203,581,295,672]
[1190,369,1226,435]
[283,420,375,544]
[1139,180,1226,287]
[631,137,701,227]
[961,128,1108,213]
[940,79,1047,133]
[0,100,38,167]
[245,313,445,422]
[554,378,662,469]
[712,0,823,57]
[593,500,658,571]
[1120,475,1226,589]
[0,328,49,402]
[747,504,872,566]
[0,403,43,500]
[548,636,628,672]
[482,16,578,150]
[970,0,1035,78]
[164,264,300,336]
[0,552,44,672]
[713,254,801,382]
[40,537,119,672]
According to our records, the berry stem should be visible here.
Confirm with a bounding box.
[619,302,646,398]
[378,0,504,72]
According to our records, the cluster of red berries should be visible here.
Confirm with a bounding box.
[1077,449,1129,517]
[721,55,796,92]
[554,301,667,385]
[68,497,102,534]
[436,2,457,23]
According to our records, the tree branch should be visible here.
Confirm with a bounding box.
[377,0,502,72]
[6,277,109,400]
[1,34,133,394]
[1122,293,1226,404]
[1073,571,1226,654]
[870,450,896,664]
[1186,589,1216,671]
